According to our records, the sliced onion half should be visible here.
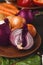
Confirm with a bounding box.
[10,29,34,50]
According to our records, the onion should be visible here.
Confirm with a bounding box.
[7,15,26,31]
[10,29,34,50]
[27,24,37,37]
[0,20,11,46]
[17,9,34,23]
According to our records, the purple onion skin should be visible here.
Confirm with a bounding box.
[0,21,11,46]
[22,24,28,47]
[17,9,34,24]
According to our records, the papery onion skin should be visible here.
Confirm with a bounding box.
[7,15,26,31]
[27,24,37,37]
[10,29,34,50]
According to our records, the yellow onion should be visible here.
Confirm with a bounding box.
[27,24,37,37]
[7,15,26,31]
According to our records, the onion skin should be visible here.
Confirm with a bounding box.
[0,20,11,46]
[10,29,34,50]
[7,15,26,31]
[27,24,37,37]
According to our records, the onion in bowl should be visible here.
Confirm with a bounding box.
[10,28,34,50]
[17,9,34,23]
[0,20,11,46]
[7,15,26,31]
[27,24,37,37]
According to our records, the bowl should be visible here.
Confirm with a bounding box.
[0,33,41,58]
[33,0,43,6]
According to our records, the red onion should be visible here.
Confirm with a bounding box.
[0,20,11,46]
[17,9,34,23]
[10,29,34,50]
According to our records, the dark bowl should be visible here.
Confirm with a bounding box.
[0,33,41,58]
[33,0,43,7]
